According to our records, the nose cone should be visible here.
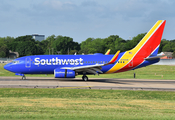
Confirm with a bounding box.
[4,64,8,70]
[4,63,12,72]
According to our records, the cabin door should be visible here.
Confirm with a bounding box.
[25,57,31,68]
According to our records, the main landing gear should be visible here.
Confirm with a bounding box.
[82,75,88,81]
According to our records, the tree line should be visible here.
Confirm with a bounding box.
[0,33,175,58]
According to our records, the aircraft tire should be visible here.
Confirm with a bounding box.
[22,76,26,80]
[82,76,88,81]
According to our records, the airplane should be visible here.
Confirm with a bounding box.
[4,20,166,81]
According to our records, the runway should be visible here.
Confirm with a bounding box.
[0,77,175,91]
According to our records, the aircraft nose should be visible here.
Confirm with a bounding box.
[4,63,12,71]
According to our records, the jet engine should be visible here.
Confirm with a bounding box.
[54,69,75,78]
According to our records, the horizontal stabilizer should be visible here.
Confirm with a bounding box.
[144,55,166,60]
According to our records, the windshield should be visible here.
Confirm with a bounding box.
[12,60,19,64]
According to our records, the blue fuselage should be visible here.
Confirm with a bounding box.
[4,53,159,75]
[4,54,114,74]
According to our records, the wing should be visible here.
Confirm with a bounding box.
[61,51,120,74]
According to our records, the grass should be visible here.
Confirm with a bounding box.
[1,63,175,79]
[0,88,175,120]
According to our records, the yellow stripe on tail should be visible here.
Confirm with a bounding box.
[105,49,111,55]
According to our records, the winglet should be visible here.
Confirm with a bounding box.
[105,49,111,55]
[106,51,120,65]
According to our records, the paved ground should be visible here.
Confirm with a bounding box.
[0,77,175,91]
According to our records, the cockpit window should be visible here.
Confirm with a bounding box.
[12,61,19,64]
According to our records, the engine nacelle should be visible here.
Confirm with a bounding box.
[54,69,75,78]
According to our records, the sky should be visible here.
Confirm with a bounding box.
[1,0,175,43]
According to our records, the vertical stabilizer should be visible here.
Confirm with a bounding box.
[132,20,166,57]
[106,20,166,73]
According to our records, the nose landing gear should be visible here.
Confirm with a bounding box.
[22,75,26,80]
[15,73,26,80]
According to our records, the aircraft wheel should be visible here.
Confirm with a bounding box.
[22,76,26,80]
[82,76,88,81]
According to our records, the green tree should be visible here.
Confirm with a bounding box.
[126,33,146,50]
[80,38,105,54]
[162,43,172,52]
[45,35,56,51]
[69,50,78,55]
[91,38,104,53]
[169,40,175,52]
[8,35,39,57]
[0,38,9,57]
[80,38,94,54]
[172,51,175,58]
[103,35,120,54]
[48,36,80,55]
[0,51,6,57]
[114,37,126,52]
[159,39,169,53]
